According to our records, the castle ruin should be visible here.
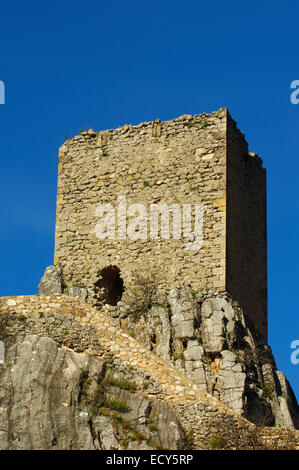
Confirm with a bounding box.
[54,108,267,340]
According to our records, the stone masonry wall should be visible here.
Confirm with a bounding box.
[54,109,227,299]
[53,107,267,339]
[226,115,267,340]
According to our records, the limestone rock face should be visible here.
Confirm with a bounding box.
[168,287,197,340]
[0,294,298,450]
[214,350,246,415]
[0,335,185,450]
[201,297,236,353]
[38,265,63,295]
[38,266,88,303]
[117,287,299,430]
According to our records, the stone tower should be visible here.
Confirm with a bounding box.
[54,108,267,340]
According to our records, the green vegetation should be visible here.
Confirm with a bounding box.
[93,385,102,403]
[17,314,26,321]
[125,271,159,322]
[152,302,168,309]
[118,422,146,449]
[149,424,158,432]
[200,120,212,128]
[146,438,168,450]
[131,430,144,443]
[173,350,186,364]
[209,435,224,450]
[260,382,275,400]
[121,439,130,449]
[81,377,91,396]
[102,398,128,413]
[103,374,137,393]
[99,406,110,416]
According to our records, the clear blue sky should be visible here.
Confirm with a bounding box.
[0,0,298,399]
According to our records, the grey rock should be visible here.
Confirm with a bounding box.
[0,335,94,449]
[107,289,299,431]
[185,359,207,391]
[276,369,299,427]
[168,287,196,339]
[201,297,235,353]
[146,305,171,361]
[260,365,299,429]
[215,350,246,415]
[174,320,194,339]
[184,340,204,361]
[93,416,119,449]
[0,334,187,450]
[276,397,296,430]
[38,265,63,295]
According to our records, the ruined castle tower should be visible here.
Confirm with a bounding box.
[54,108,267,340]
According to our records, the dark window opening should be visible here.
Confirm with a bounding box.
[94,265,124,306]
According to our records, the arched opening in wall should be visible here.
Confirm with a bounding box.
[94,265,124,306]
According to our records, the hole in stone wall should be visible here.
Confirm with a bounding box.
[94,265,124,306]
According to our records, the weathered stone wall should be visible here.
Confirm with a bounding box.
[54,109,227,300]
[53,107,267,339]
[226,115,267,340]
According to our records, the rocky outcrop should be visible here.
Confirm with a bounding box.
[38,267,298,431]
[39,265,88,302]
[116,287,299,430]
[0,293,298,450]
[38,265,63,295]
[0,335,185,450]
